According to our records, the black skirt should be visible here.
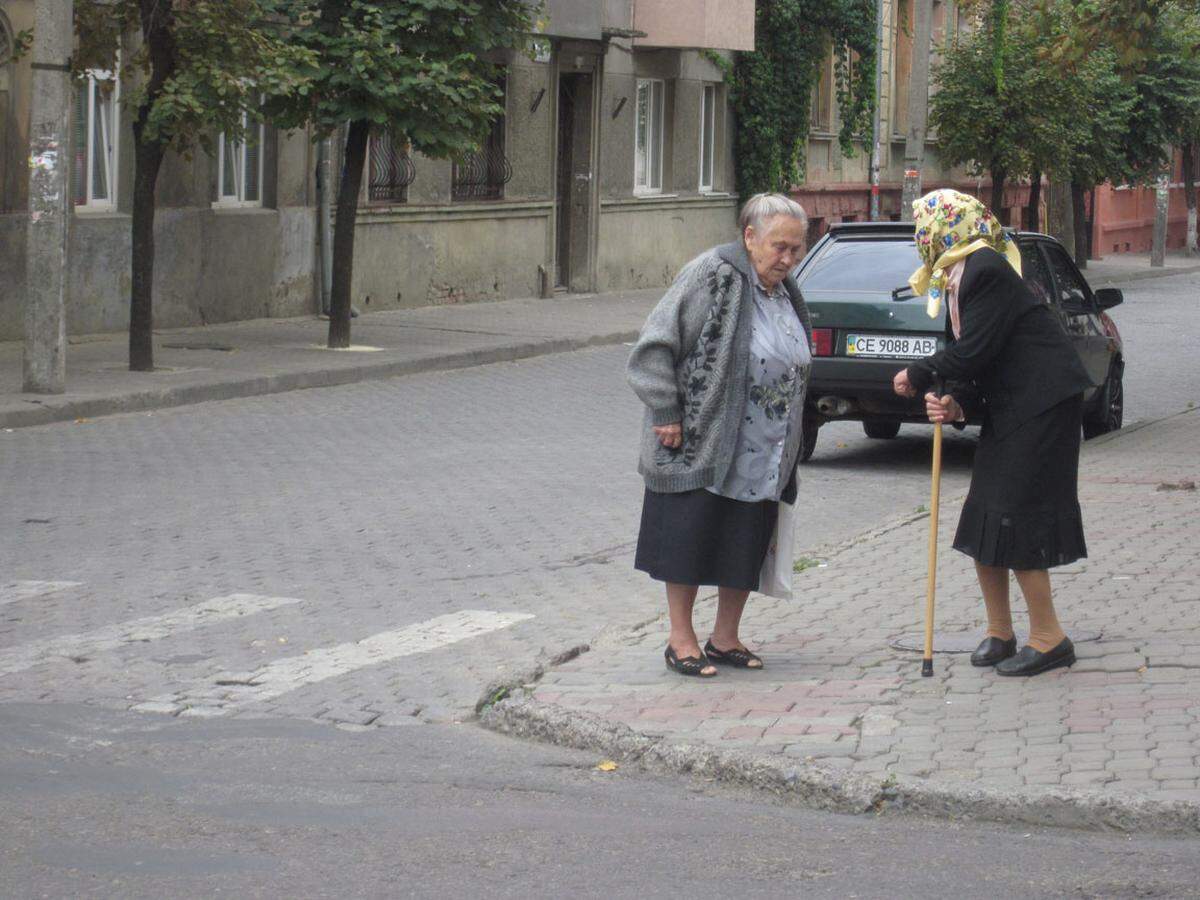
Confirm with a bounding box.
[634,488,778,591]
[953,393,1087,570]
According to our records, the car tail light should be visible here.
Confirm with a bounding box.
[811,327,833,357]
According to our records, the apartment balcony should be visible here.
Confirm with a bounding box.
[541,0,634,40]
[633,0,755,51]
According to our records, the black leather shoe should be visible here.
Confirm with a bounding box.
[970,636,1018,667]
[995,638,1076,677]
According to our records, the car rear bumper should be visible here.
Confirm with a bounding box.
[808,357,981,424]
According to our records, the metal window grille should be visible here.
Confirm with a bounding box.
[452,78,511,202]
[367,128,416,203]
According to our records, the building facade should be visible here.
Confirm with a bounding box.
[796,0,1032,238]
[0,0,751,342]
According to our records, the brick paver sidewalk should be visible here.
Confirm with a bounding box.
[488,408,1200,829]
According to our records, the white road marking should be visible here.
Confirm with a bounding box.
[0,593,303,677]
[0,581,83,607]
[131,609,535,715]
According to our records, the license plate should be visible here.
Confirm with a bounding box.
[845,333,939,359]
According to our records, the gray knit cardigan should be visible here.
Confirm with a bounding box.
[626,241,813,494]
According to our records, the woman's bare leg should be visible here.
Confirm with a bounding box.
[1014,568,1067,652]
[665,582,715,673]
[709,587,761,667]
[976,562,1015,641]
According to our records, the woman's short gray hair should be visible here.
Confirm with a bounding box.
[738,192,808,234]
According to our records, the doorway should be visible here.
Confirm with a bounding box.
[555,72,594,292]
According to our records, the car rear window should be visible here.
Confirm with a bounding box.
[797,238,921,293]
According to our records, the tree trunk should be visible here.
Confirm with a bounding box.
[1183,141,1197,257]
[990,169,1007,224]
[1070,180,1089,268]
[127,0,177,371]
[1151,165,1169,268]
[900,0,935,219]
[1047,178,1074,253]
[328,119,370,349]
[1024,170,1041,232]
[130,138,165,371]
[1086,187,1096,260]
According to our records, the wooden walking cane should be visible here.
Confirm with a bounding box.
[922,382,945,678]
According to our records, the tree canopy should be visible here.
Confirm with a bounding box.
[262,0,537,348]
[73,0,312,371]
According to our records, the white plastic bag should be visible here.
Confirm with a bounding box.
[758,495,798,599]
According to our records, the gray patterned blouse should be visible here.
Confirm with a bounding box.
[707,274,812,502]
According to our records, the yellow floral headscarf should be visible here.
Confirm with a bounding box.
[908,189,1022,319]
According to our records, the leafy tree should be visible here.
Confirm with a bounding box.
[725,0,877,196]
[928,15,1060,221]
[74,1,310,371]
[1121,12,1200,255]
[1059,48,1136,262]
[264,1,536,349]
[1037,0,1200,70]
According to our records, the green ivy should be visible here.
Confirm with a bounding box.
[720,0,877,196]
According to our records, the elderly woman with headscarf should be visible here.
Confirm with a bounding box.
[893,189,1094,677]
[626,193,812,678]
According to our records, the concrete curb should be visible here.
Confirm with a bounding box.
[481,697,1200,834]
[0,331,639,430]
[1087,263,1200,286]
[477,406,1200,834]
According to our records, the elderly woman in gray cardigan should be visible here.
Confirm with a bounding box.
[627,193,813,678]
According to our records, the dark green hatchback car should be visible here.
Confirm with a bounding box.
[793,222,1126,461]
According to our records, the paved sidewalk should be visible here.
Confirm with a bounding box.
[0,288,660,429]
[3,250,1197,430]
[484,407,1200,832]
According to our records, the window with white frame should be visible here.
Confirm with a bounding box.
[73,71,118,209]
[634,78,664,194]
[215,104,264,207]
[699,83,718,192]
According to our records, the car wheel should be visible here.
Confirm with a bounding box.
[863,419,902,440]
[1083,360,1124,439]
[800,413,820,462]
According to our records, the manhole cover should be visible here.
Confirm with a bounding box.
[891,628,1102,653]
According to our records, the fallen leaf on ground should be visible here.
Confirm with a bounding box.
[596,760,619,772]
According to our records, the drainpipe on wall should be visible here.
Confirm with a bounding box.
[315,136,334,315]
[869,0,885,221]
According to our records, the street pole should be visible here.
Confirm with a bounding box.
[316,136,334,316]
[900,0,933,221]
[869,0,885,221]
[22,0,74,394]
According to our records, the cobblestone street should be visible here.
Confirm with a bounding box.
[2,270,1199,892]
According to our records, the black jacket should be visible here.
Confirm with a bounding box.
[906,247,1094,438]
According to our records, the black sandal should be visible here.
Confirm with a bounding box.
[704,639,764,669]
[664,645,717,678]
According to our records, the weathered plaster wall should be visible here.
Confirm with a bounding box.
[351,205,551,309]
[598,195,736,291]
[0,121,317,340]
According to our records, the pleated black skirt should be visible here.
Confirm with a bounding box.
[634,488,778,591]
[953,393,1087,570]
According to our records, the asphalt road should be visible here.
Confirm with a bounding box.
[3,704,1199,899]
[1,270,1197,895]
